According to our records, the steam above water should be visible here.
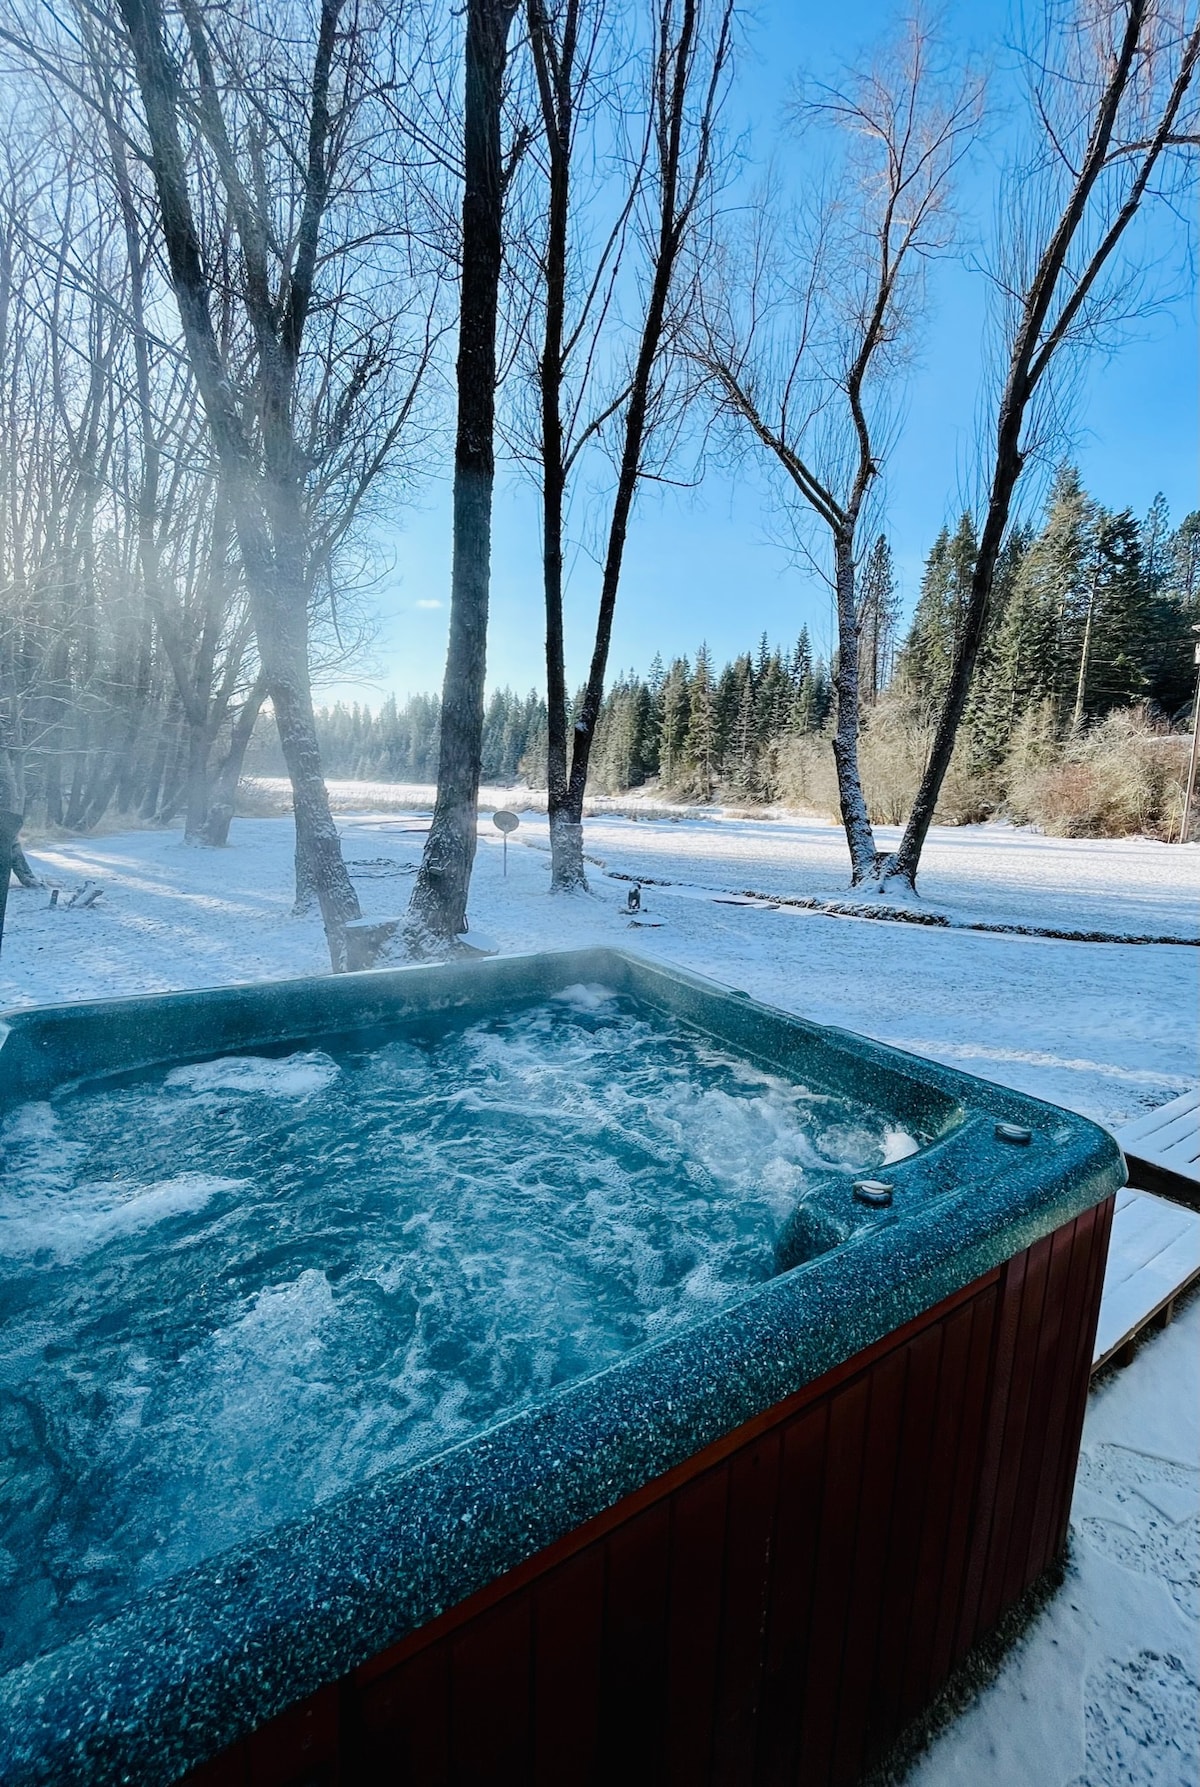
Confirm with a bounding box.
[0,987,916,1672]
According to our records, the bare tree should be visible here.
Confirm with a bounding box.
[883,0,1200,891]
[691,18,980,884]
[523,0,735,892]
[50,0,442,964]
[406,0,522,951]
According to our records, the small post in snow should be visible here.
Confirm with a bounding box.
[493,809,519,877]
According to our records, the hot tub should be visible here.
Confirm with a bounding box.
[0,948,1121,1786]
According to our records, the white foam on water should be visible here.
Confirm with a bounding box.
[881,1125,921,1164]
[164,1050,340,1098]
[553,982,622,1013]
[0,1167,244,1261]
[0,992,931,1670]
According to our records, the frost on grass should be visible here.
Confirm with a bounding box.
[0,991,921,1674]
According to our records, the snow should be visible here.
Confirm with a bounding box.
[570,810,1200,939]
[4,805,1195,1128]
[0,800,1197,1781]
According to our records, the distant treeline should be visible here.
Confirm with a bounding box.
[291,473,1198,818]
[276,626,836,796]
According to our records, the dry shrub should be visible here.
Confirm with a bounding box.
[774,696,995,827]
[1004,708,1187,839]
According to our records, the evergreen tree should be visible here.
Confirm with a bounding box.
[897,513,978,720]
[755,648,790,742]
[686,643,717,799]
[1077,509,1154,720]
[857,535,900,703]
[657,657,691,787]
[1146,509,1200,717]
[980,466,1092,733]
[713,659,746,770]
[788,628,817,733]
[962,524,1032,769]
[730,669,760,797]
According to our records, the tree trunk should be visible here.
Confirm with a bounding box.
[528,0,582,893]
[10,842,40,888]
[552,0,723,886]
[139,706,173,821]
[0,751,22,957]
[203,678,267,846]
[0,809,20,960]
[258,576,357,958]
[830,530,882,885]
[183,715,214,843]
[407,0,517,952]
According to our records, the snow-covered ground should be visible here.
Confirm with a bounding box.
[4,807,1196,1127]
[1,804,1197,1786]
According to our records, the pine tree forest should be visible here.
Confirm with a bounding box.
[293,481,1198,838]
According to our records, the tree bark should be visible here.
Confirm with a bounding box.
[407,0,518,951]
[831,531,882,884]
[527,0,580,892]
[0,750,22,957]
[0,808,20,959]
[203,677,267,847]
[10,842,40,888]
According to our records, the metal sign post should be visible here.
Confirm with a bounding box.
[492,809,519,875]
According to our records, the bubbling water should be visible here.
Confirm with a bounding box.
[0,986,918,1672]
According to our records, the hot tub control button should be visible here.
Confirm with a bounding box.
[995,1122,1033,1145]
[853,1179,894,1207]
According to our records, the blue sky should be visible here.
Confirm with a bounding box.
[326,0,1198,706]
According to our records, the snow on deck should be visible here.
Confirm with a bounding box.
[1093,1188,1200,1371]
[1116,1088,1200,1187]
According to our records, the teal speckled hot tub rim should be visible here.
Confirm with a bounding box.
[0,948,1125,1786]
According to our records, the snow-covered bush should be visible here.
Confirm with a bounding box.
[1005,708,1188,838]
[774,697,994,827]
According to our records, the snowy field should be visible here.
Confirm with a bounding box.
[1,803,1197,1787]
[3,805,1196,1128]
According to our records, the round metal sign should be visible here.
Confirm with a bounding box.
[492,810,519,833]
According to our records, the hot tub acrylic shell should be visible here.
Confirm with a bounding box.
[0,948,1123,1786]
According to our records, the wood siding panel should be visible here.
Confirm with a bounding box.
[662,1463,729,1784]
[448,1594,532,1785]
[358,1635,451,1785]
[1048,1197,1113,1560]
[183,1206,1111,1787]
[832,1343,911,1786]
[752,1402,828,1787]
[921,1283,1002,1703]
[595,1498,672,1784]
[531,1545,605,1787]
[709,1432,782,1785]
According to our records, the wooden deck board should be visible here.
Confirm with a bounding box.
[1115,1091,1200,1180]
[1092,1185,1200,1372]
